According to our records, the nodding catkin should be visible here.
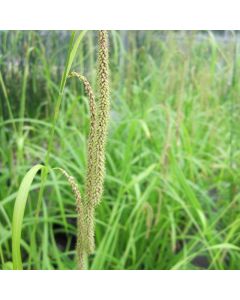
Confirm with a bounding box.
[85,30,110,254]
[68,71,98,255]
[93,30,110,206]
[56,168,86,269]
[68,71,97,266]
[67,30,110,268]
[68,72,97,205]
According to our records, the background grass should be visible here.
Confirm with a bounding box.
[0,30,240,270]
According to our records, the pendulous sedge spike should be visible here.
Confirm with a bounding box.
[67,30,110,267]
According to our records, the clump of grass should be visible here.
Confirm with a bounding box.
[4,30,239,271]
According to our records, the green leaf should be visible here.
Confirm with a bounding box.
[12,164,46,270]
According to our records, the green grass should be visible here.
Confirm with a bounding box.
[0,30,240,270]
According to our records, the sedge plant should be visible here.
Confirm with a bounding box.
[1,30,239,271]
[11,30,110,270]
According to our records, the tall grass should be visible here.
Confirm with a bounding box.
[0,30,239,270]
[9,30,87,269]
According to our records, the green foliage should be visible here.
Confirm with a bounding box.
[0,31,240,270]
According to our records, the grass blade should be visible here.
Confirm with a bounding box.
[12,164,45,270]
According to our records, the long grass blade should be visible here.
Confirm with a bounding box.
[12,164,45,270]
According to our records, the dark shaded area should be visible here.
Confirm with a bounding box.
[191,255,210,269]
[53,217,77,257]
